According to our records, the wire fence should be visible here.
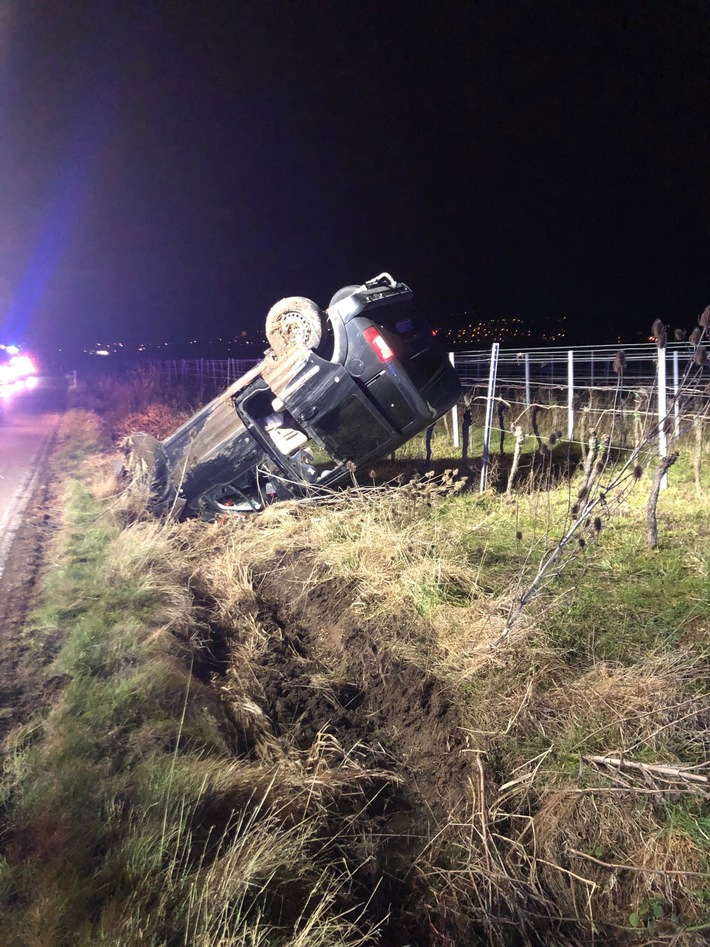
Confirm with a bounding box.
[142,358,259,402]
[142,341,710,491]
[450,341,710,424]
[450,340,710,490]
[144,342,708,403]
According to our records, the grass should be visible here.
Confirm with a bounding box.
[0,415,398,946]
[0,407,708,945]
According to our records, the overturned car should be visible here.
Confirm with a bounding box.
[128,273,462,519]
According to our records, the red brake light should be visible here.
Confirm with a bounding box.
[363,326,394,362]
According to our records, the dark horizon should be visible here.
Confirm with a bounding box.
[2,1,709,353]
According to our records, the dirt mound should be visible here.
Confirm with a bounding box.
[253,557,473,819]
[204,554,485,946]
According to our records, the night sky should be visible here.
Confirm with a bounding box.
[1,0,709,352]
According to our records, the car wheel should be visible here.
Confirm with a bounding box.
[265,296,323,355]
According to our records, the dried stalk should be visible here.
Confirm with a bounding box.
[505,425,525,496]
[568,848,710,878]
[583,754,708,785]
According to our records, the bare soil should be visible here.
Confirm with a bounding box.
[221,556,484,945]
[253,560,473,818]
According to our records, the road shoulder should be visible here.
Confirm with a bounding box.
[0,449,65,749]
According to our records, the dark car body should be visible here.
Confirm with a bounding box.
[130,274,461,519]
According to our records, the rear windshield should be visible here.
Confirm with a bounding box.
[371,300,433,343]
[369,299,448,386]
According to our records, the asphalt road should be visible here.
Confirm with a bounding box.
[0,386,64,581]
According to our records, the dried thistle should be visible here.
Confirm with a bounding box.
[674,328,687,342]
[577,485,588,500]
[549,431,558,446]
[694,346,708,367]
[613,350,627,373]
[515,530,523,541]
[578,537,586,549]
[690,327,702,345]
[651,318,665,341]
[633,465,643,479]
[593,517,603,533]
[700,305,710,329]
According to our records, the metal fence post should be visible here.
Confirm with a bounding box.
[480,342,500,493]
[524,353,531,407]
[672,350,680,438]
[589,350,595,411]
[657,344,668,489]
[567,349,575,441]
[449,352,459,449]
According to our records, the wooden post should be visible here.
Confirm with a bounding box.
[657,344,668,490]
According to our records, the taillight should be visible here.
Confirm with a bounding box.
[363,326,394,362]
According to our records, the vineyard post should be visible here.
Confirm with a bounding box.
[567,349,575,440]
[479,342,500,493]
[589,350,595,410]
[449,352,459,448]
[672,350,680,438]
[524,353,531,407]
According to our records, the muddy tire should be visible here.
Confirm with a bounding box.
[265,296,323,355]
